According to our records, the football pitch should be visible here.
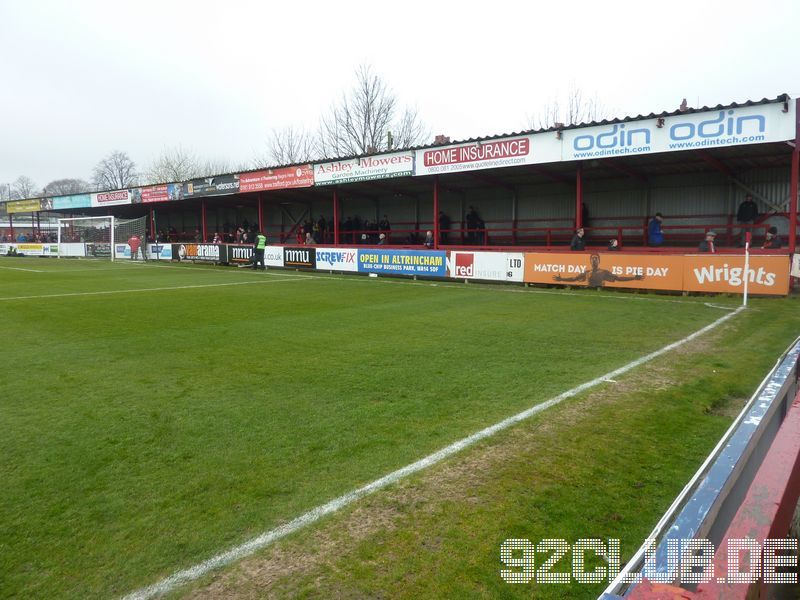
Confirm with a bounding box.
[1,256,799,599]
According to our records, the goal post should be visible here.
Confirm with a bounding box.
[57,216,116,260]
[57,215,148,260]
[113,216,148,261]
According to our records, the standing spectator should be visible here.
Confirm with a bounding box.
[295,227,305,245]
[378,214,391,243]
[423,230,434,249]
[607,238,620,251]
[127,234,142,260]
[305,231,314,245]
[465,206,480,243]
[570,227,586,251]
[252,231,267,270]
[212,232,221,244]
[761,226,782,249]
[317,215,327,243]
[698,231,717,253]
[378,233,386,245]
[736,194,759,246]
[648,213,664,246]
[581,202,590,228]
[438,210,451,244]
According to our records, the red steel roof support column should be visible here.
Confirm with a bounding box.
[576,162,583,229]
[201,199,207,242]
[790,148,798,254]
[333,188,340,246]
[257,194,264,234]
[789,98,799,254]
[433,176,440,249]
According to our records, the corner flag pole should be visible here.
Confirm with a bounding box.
[743,231,751,307]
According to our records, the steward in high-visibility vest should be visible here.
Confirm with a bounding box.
[252,232,267,270]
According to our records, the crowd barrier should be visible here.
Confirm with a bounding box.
[600,337,800,599]
[2,241,793,296]
[158,243,792,296]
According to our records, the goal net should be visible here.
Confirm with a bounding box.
[58,216,115,259]
[57,216,147,260]
[114,216,148,260]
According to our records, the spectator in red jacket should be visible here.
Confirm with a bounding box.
[127,234,142,260]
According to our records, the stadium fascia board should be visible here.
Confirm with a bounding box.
[2,94,792,209]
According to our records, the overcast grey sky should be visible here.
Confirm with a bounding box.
[1,0,798,190]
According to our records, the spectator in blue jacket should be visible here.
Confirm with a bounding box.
[648,213,664,246]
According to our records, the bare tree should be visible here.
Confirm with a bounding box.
[393,107,427,150]
[10,175,38,199]
[530,85,610,129]
[257,126,317,167]
[143,146,200,184]
[199,158,234,177]
[92,151,138,190]
[318,65,428,157]
[43,178,91,196]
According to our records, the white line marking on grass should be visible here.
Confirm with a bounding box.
[704,302,738,311]
[0,276,312,301]
[290,272,738,308]
[122,305,745,600]
[102,262,742,309]
[0,265,45,272]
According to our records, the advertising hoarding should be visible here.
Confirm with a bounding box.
[52,194,91,210]
[314,152,414,185]
[357,249,446,277]
[239,166,314,193]
[172,243,226,262]
[314,247,359,272]
[448,251,524,282]
[6,199,42,213]
[91,190,132,207]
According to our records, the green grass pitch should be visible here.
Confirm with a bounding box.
[0,256,797,599]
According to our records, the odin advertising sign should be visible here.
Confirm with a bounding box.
[172,243,226,262]
[562,102,794,161]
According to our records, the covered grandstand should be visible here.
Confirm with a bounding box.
[2,94,797,261]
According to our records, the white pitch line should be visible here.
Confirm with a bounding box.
[293,271,739,309]
[122,305,746,600]
[85,261,742,309]
[0,276,312,302]
[0,265,45,272]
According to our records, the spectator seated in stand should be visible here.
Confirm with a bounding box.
[761,226,782,249]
